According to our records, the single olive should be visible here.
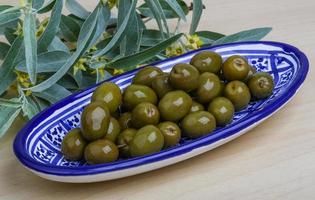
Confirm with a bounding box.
[224,80,251,111]
[61,128,87,161]
[131,102,160,128]
[81,102,111,141]
[190,100,205,113]
[158,90,192,121]
[196,72,221,103]
[84,139,119,165]
[190,51,222,74]
[91,82,122,113]
[157,121,181,148]
[118,112,133,130]
[244,65,257,83]
[123,84,158,110]
[248,72,274,99]
[208,97,234,126]
[151,73,173,98]
[132,66,163,86]
[169,63,200,92]
[104,117,121,143]
[222,55,250,81]
[181,111,216,139]
[116,128,137,158]
[218,81,226,96]
[130,125,164,157]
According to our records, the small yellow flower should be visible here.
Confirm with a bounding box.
[15,71,33,96]
[166,42,185,57]
[36,18,49,38]
[184,34,203,50]
[73,58,87,75]
[113,68,124,75]
[13,22,23,36]
[102,0,118,9]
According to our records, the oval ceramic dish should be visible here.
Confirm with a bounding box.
[14,41,309,183]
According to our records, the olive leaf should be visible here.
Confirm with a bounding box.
[0,6,21,26]
[47,36,70,52]
[37,0,56,13]
[211,27,272,46]
[0,42,10,59]
[33,0,45,10]
[0,97,23,108]
[141,29,166,46]
[23,8,38,84]
[109,33,183,69]
[0,105,21,138]
[65,0,90,19]
[28,6,99,92]
[33,83,72,104]
[93,0,137,57]
[195,31,225,45]
[59,15,81,42]
[0,36,23,95]
[189,0,203,34]
[22,96,40,119]
[164,0,187,21]
[37,0,63,53]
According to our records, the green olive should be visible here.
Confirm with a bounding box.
[84,139,119,164]
[222,55,250,81]
[169,63,200,92]
[158,90,192,121]
[130,125,164,157]
[196,72,221,103]
[118,112,133,130]
[80,102,111,141]
[104,117,121,143]
[132,66,163,86]
[248,72,274,99]
[224,80,251,111]
[208,97,234,126]
[157,121,181,148]
[190,51,222,74]
[116,128,137,158]
[190,100,205,113]
[131,102,160,128]
[91,82,122,113]
[123,84,158,110]
[181,111,216,139]
[244,65,257,83]
[61,128,87,161]
[151,73,173,98]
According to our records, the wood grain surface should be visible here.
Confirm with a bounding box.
[0,0,314,199]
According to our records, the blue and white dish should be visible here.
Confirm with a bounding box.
[13,41,309,183]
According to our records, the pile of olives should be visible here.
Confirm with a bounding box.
[61,51,275,165]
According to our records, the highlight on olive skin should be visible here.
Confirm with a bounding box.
[61,52,275,165]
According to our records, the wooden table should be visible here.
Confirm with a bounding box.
[1,0,315,199]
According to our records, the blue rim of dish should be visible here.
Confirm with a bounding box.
[13,41,309,177]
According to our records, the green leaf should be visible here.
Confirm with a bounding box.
[59,15,81,42]
[0,6,21,26]
[23,9,38,84]
[47,36,70,52]
[22,96,40,119]
[141,29,166,46]
[0,36,23,95]
[189,0,203,34]
[33,84,72,103]
[37,0,56,13]
[93,0,137,57]
[38,0,63,53]
[28,7,99,92]
[16,51,71,73]
[138,0,188,19]
[65,0,90,19]
[57,74,79,90]
[164,0,187,21]
[211,27,272,46]
[195,31,225,45]
[109,33,183,69]
[4,27,17,44]
[33,0,45,10]
[0,42,10,59]
[0,97,22,108]
[0,106,21,138]
[144,0,169,38]
[33,96,49,111]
